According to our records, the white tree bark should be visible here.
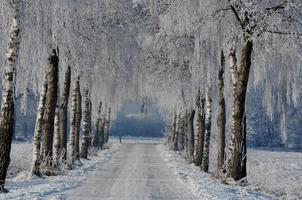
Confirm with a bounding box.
[69,77,79,163]
[81,89,90,159]
[30,76,48,176]
[52,106,61,167]
[0,0,22,189]
[202,87,212,172]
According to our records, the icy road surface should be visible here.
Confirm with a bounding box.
[67,144,198,200]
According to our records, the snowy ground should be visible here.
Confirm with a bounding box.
[160,145,302,200]
[248,149,302,199]
[0,143,120,200]
[3,140,302,200]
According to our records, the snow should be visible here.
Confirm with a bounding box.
[3,140,302,199]
[160,143,302,200]
[0,143,120,200]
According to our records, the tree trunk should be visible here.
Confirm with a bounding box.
[52,106,60,167]
[188,109,195,162]
[202,88,212,172]
[30,77,48,176]
[173,113,179,151]
[104,107,111,143]
[69,77,79,163]
[178,114,185,151]
[0,0,21,189]
[194,91,205,166]
[75,80,82,160]
[92,101,102,148]
[100,115,106,149]
[59,66,71,160]
[171,112,177,147]
[81,89,90,159]
[217,50,226,172]
[41,49,59,166]
[227,39,253,180]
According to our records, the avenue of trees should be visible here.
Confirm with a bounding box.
[0,0,301,192]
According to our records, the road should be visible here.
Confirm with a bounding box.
[67,144,198,200]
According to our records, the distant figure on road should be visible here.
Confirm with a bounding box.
[119,135,122,144]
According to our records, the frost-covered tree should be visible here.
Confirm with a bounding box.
[104,106,111,143]
[81,89,90,159]
[216,51,226,173]
[59,66,71,160]
[69,76,80,163]
[31,76,48,176]
[93,101,102,148]
[41,49,59,167]
[0,0,22,191]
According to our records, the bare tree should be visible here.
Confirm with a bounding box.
[75,79,82,161]
[0,0,22,191]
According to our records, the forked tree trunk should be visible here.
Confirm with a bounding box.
[41,49,59,166]
[69,77,79,163]
[187,109,195,162]
[81,89,90,159]
[104,107,111,143]
[92,101,102,148]
[0,0,22,189]
[59,66,71,160]
[227,39,253,180]
[202,88,212,172]
[217,50,226,172]
[31,77,48,176]
[75,80,82,160]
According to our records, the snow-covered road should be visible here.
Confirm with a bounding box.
[67,144,198,200]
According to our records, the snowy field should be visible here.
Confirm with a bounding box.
[159,145,302,200]
[0,143,120,200]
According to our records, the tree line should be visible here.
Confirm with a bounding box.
[0,0,112,192]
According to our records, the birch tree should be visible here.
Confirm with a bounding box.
[41,49,59,167]
[75,80,82,160]
[216,51,226,173]
[69,77,79,163]
[194,91,205,166]
[104,106,111,143]
[187,109,195,162]
[30,76,48,176]
[81,89,90,159]
[59,66,71,160]
[92,101,102,148]
[202,87,212,172]
[0,0,22,191]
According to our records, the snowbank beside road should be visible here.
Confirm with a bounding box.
[0,143,120,200]
[159,145,277,200]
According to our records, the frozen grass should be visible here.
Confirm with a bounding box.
[160,144,302,200]
[248,149,302,199]
[8,143,33,178]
